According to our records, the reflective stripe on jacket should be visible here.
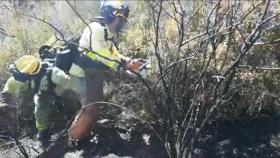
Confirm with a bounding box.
[69,21,130,77]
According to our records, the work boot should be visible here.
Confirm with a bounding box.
[36,128,51,148]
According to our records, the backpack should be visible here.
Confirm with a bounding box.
[55,35,81,73]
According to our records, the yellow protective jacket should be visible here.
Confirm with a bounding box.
[2,77,33,97]
[2,67,85,98]
[69,21,130,77]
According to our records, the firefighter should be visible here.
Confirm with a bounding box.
[1,55,81,147]
[66,1,149,146]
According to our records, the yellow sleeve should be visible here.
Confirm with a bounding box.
[86,48,131,71]
[80,22,131,71]
[2,77,25,97]
[79,22,106,52]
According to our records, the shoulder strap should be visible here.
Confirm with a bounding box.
[33,64,47,93]
[33,63,56,97]
[98,21,109,42]
[95,20,120,50]
[91,19,109,42]
[104,27,108,42]
[87,19,120,54]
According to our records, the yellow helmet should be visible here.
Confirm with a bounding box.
[14,55,41,75]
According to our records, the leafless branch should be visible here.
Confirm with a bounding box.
[1,4,65,41]
[0,28,15,38]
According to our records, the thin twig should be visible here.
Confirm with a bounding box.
[2,4,65,41]
[0,28,15,38]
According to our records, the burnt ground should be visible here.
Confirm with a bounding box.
[0,108,279,158]
[193,111,280,158]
